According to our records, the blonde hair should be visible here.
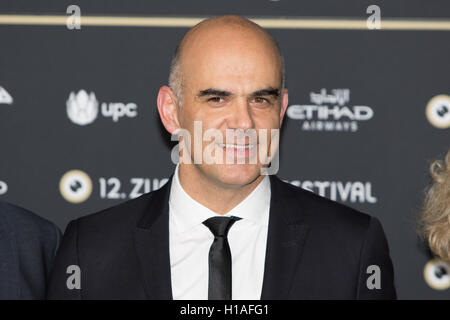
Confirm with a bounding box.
[419,150,450,262]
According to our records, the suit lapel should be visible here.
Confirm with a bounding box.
[260,175,311,299]
[134,175,174,300]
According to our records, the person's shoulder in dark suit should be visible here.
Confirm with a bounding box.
[0,200,62,299]
[281,176,376,234]
[46,189,159,299]
[276,177,396,299]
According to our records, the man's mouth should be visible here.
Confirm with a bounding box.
[216,143,256,149]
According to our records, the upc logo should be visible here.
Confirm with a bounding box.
[66,90,99,125]
[66,89,138,125]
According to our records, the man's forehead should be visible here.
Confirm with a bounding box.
[185,65,281,96]
[172,16,284,97]
[180,21,280,68]
[183,42,281,90]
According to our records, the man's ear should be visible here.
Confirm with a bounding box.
[279,88,288,127]
[157,85,181,134]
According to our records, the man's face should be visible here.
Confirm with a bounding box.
[175,27,288,188]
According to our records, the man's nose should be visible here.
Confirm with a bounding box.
[227,98,254,130]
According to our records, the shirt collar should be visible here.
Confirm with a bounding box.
[169,164,271,233]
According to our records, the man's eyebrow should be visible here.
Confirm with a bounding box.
[197,88,233,98]
[197,87,280,99]
[250,87,280,97]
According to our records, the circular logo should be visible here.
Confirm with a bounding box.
[423,258,450,290]
[66,90,99,126]
[425,95,450,129]
[59,170,93,203]
[0,180,8,195]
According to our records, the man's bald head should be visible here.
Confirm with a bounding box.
[168,15,285,107]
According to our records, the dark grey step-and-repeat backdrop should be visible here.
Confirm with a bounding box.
[0,0,449,299]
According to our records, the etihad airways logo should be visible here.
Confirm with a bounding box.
[66,89,138,125]
[287,88,374,132]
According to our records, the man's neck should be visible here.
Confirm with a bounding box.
[177,164,265,215]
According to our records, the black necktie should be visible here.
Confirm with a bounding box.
[203,216,241,300]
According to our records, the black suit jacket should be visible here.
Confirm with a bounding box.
[0,200,62,299]
[47,174,396,299]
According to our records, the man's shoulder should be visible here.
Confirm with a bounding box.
[0,200,61,241]
[272,176,373,232]
[71,183,167,234]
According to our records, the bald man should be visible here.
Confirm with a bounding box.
[47,15,396,300]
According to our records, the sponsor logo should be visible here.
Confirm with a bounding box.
[99,177,168,200]
[67,89,138,125]
[59,170,93,203]
[426,94,450,129]
[0,86,13,104]
[284,179,377,204]
[287,88,374,132]
[0,180,8,195]
[424,258,450,290]
[66,90,98,125]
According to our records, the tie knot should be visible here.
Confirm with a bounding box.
[203,216,241,238]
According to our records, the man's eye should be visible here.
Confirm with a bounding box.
[208,97,224,103]
[253,97,268,104]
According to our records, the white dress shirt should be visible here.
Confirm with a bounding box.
[169,164,271,300]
